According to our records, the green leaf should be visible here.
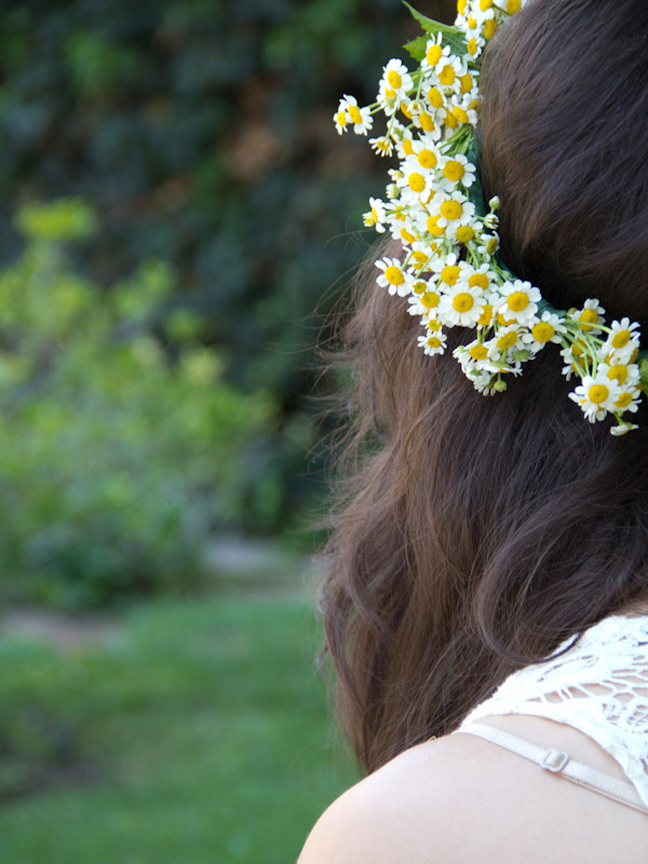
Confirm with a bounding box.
[639,355,648,389]
[404,35,426,62]
[402,2,467,55]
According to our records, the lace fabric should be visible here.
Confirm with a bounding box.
[460,615,648,807]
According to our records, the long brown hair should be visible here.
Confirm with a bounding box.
[320,0,648,774]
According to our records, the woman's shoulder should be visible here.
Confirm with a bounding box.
[298,716,648,864]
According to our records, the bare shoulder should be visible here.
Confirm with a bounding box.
[298,718,648,864]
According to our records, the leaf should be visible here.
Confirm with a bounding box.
[404,35,427,62]
[639,356,648,389]
[402,2,467,55]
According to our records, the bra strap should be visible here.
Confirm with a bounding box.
[457,721,648,816]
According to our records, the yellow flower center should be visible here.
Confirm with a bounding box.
[439,65,456,86]
[453,106,469,125]
[408,172,426,193]
[375,137,390,152]
[441,200,463,221]
[443,160,465,183]
[402,138,414,155]
[418,149,437,169]
[616,392,634,409]
[413,280,426,294]
[428,87,444,109]
[607,364,629,385]
[480,0,493,8]
[579,308,599,330]
[444,110,459,129]
[456,225,475,244]
[371,207,379,223]
[427,215,445,237]
[457,0,468,13]
[588,384,610,405]
[459,73,473,94]
[337,110,347,127]
[484,19,498,39]
[467,16,477,29]
[507,0,522,12]
[421,291,440,309]
[401,102,413,119]
[400,228,416,244]
[469,343,489,360]
[441,265,461,285]
[412,251,429,268]
[419,111,435,132]
[384,266,404,286]
[467,38,479,56]
[497,312,516,326]
[348,105,362,124]
[428,319,442,331]
[478,304,493,327]
[531,321,555,343]
[497,332,517,350]
[469,273,490,290]
[612,329,631,349]
[387,70,402,90]
[507,291,529,312]
[426,45,443,66]
[486,237,499,254]
[427,336,442,349]
[453,292,474,313]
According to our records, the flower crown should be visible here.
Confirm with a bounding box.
[335,0,648,435]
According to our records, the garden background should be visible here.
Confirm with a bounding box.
[0,0,453,861]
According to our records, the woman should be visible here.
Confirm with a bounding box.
[299,0,648,861]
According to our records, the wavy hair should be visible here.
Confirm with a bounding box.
[320,0,648,774]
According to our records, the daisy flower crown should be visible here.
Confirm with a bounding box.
[335,0,648,435]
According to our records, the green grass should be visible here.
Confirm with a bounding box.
[0,592,356,863]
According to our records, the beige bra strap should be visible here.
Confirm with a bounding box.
[458,721,648,816]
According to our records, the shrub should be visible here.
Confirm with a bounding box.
[0,199,275,609]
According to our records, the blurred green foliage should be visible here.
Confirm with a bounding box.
[0,0,455,539]
[0,200,275,610]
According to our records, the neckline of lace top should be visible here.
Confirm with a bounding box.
[461,613,648,806]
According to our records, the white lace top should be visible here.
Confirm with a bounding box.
[459,615,648,807]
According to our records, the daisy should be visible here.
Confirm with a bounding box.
[408,286,442,317]
[408,138,442,173]
[378,59,414,112]
[522,311,567,353]
[601,317,642,364]
[573,298,605,333]
[477,232,500,256]
[438,284,487,327]
[569,374,621,423]
[460,262,497,292]
[495,280,541,326]
[429,191,475,230]
[335,95,373,135]
[598,360,640,389]
[614,386,642,414]
[418,329,447,356]
[472,0,497,27]
[421,34,451,73]
[439,154,477,189]
[487,324,525,361]
[395,164,436,205]
[363,197,387,233]
[434,56,466,96]
[369,136,394,157]
[376,257,412,296]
